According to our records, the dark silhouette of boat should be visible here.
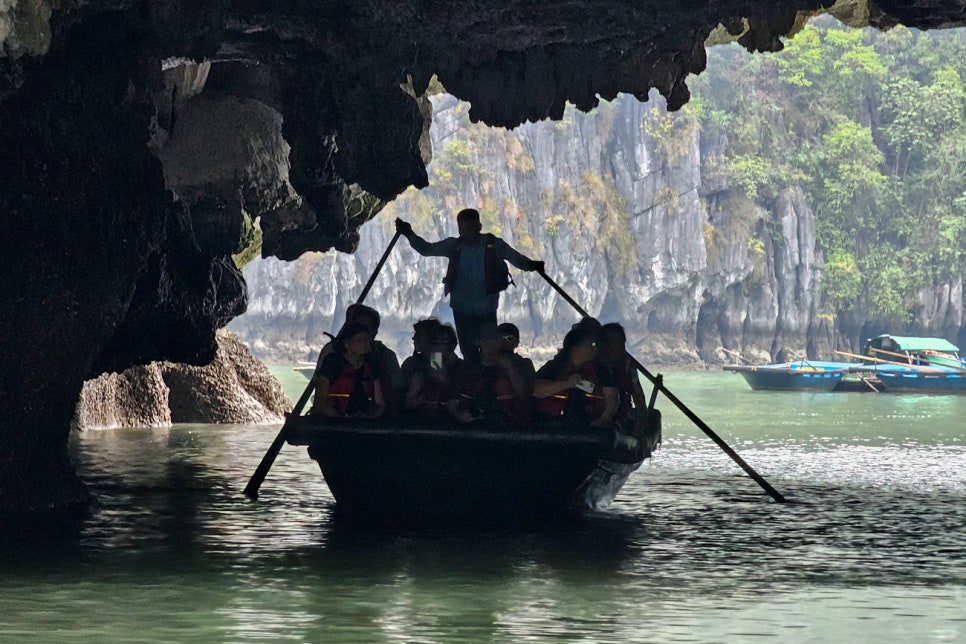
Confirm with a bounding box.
[284,415,660,524]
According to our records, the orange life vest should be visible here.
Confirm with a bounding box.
[327,357,377,416]
[456,365,531,424]
[407,368,448,420]
[535,361,606,420]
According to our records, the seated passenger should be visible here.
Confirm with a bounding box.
[431,324,463,377]
[400,318,442,396]
[446,323,532,425]
[598,322,646,422]
[310,322,386,418]
[533,327,619,427]
[548,316,603,363]
[316,303,401,415]
[403,322,461,419]
[498,322,536,382]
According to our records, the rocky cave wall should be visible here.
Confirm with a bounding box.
[2,0,966,516]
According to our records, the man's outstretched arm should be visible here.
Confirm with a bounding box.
[494,237,544,272]
[396,218,457,257]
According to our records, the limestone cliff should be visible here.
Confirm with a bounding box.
[232,94,964,365]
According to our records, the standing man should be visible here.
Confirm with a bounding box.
[396,208,544,362]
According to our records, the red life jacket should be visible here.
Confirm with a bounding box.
[535,361,606,420]
[457,365,532,424]
[442,233,513,296]
[408,369,447,420]
[327,356,377,416]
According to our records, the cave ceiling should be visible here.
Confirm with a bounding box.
[3,1,966,261]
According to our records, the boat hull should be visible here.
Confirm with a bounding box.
[284,416,652,524]
[724,362,852,392]
[874,370,966,394]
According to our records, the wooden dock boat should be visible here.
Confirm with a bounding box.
[841,336,966,394]
[863,334,965,370]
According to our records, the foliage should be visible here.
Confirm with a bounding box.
[819,249,862,312]
[641,106,699,168]
[692,16,966,326]
[747,236,766,281]
[544,214,564,237]
[232,210,261,269]
[727,155,772,201]
[860,246,914,323]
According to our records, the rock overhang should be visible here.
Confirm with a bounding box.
[10,1,966,261]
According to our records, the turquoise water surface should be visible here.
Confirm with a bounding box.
[1,370,963,642]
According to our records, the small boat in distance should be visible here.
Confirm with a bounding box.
[723,360,859,392]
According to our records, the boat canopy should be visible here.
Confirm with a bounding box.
[863,334,960,354]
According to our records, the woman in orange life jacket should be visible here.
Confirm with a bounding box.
[310,321,386,419]
[533,326,619,427]
[597,322,646,422]
[446,323,533,425]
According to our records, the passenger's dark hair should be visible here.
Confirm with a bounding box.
[600,322,626,344]
[432,324,458,350]
[347,303,380,332]
[497,322,520,340]
[562,327,597,354]
[338,321,371,343]
[413,318,442,335]
[571,316,602,333]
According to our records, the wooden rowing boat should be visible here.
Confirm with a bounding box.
[284,414,660,524]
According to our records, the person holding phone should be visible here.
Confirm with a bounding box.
[403,321,462,420]
[533,327,619,427]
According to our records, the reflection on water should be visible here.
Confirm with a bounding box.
[0,372,964,642]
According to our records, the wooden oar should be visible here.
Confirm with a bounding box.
[244,231,402,500]
[834,350,949,374]
[720,347,753,365]
[788,349,814,368]
[537,269,786,503]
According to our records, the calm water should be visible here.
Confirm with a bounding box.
[2,369,964,642]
